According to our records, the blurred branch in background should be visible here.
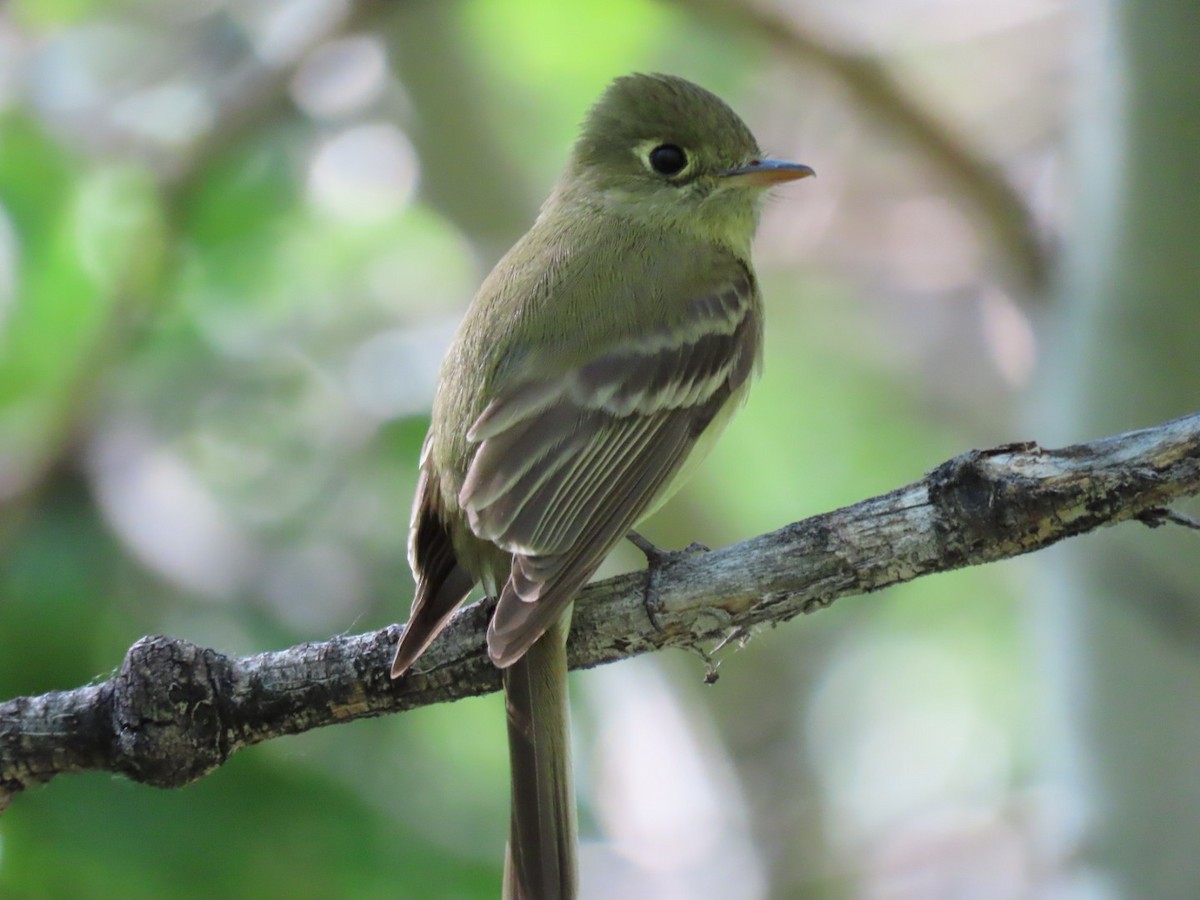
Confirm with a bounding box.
[162,0,395,195]
[670,0,1051,292]
[4,410,1198,810]
[384,2,538,260]
[0,0,387,538]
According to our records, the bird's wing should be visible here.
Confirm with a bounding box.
[460,265,761,666]
[391,436,478,677]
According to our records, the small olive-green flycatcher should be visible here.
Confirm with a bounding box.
[390,73,813,899]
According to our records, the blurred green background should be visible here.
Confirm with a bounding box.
[2,0,1198,898]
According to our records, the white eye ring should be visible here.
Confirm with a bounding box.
[637,140,691,178]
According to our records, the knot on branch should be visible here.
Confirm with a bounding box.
[111,636,234,788]
[926,443,1050,565]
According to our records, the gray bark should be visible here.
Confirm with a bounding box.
[4,414,1199,810]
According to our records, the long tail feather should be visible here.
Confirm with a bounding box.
[501,611,577,899]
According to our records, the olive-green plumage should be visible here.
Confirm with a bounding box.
[391,73,812,899]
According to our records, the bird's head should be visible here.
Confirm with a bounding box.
[560,73,813,249]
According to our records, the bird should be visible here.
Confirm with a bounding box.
[389,72,813,899]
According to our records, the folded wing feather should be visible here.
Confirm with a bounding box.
[460,272,761,667]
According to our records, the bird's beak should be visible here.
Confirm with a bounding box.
[722,159,815,187]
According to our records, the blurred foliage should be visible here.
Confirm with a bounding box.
[0,0,1073,897]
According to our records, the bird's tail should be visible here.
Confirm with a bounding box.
[501,611,577,900]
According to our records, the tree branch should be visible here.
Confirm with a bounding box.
[4,411,1200,809]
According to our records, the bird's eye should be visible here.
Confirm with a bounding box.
[647,144,688,177]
